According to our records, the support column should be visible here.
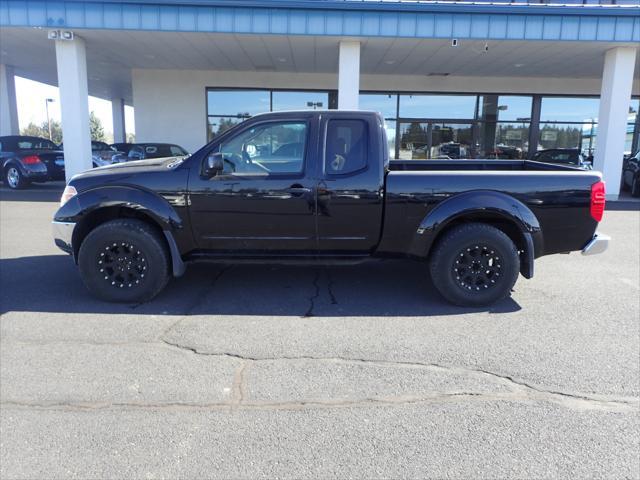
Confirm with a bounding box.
[55,34,92,182]
[0,64,19,136]
[594,47,638,200]
[338,41,360,110]
[111,98,126,143]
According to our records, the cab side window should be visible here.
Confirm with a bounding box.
[219,121,307,175]
[325,120,368,175]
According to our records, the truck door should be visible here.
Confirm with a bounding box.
[316,115,385,254]
[188,116,318,253]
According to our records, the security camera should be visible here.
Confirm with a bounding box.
[451,39,459,47]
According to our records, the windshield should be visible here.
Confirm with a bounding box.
[91,141,114,151]
[143,144,188,158]
[6,137,58,151]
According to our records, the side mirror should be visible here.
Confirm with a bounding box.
[204,152,224,177]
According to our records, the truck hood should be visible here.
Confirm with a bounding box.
[72,156,185,181]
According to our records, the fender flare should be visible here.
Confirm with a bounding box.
[411,190,543,278]
[55,185,186,276]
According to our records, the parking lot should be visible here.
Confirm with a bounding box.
[0,181,639,479]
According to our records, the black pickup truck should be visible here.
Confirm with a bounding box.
[53,111,609,307]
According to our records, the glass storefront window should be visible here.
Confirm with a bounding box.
[207,89,270,117]
[478,122,529,159]
[537,123,591,151]
[272,91,329,111]
[540,97,599,123]
[398,121,474,159]
[398,122,428,160]
[207,116,245,141]
[399,94,476,119]
[478,95,532,122]
[359,93,398,119]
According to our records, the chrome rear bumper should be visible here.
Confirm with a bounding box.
[52,220,75,254]
[581,232,610,256]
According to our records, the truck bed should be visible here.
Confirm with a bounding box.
[389,159,581,172]
[380,159,602,259]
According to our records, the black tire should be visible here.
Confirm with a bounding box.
[4,164,28,189]
[429,223,520,307]
[631,176,640,198]
[78,219,170,303]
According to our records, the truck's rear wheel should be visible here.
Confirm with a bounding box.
[78,219,170,303]
[429,223,520,307]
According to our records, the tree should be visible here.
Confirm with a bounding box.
[89,111,105,141]
[20,120,63,145]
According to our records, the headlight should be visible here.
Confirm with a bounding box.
[60,185,77,207]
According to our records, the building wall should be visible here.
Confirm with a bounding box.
[132,68,640,153]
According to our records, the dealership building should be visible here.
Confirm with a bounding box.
[0,0,639,198]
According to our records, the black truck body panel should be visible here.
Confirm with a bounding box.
[54,111,603,279]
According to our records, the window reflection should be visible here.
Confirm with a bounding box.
[478,95,532,122]
[359,93,398,120]
[272,91,328,111]
[207,90,270,117]
[478,122,529,159]
[538,123,588,151]
[399,94,476,119]
[398,122,474,159]
[207,117,244,141]
[540,97,599,123]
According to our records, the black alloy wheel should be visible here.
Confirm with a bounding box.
[78,219,170,302]
[430,223,520,307]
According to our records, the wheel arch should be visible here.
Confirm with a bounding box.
[413,190,543,279]
[59,186,186,276]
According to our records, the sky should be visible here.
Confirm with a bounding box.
[15,76,135,140]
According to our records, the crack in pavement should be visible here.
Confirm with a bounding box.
[326,268,338,305]
[155,265,233,341]
[155,339,637,412]
[4,338,636,414]
[302,270,321,317]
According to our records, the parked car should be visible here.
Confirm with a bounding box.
[53,111,608,307]
[532,148,592,169]
[621,149,640,197]
[59,141,124,168]
[126,143,189,161]
[110,143,135,156]
[91,141,124,167]
[1,135,65,189]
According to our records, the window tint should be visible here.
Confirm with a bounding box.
[219,121,307,175]
[13,138,57,150]
[325,120,368,175]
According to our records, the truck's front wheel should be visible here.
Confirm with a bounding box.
[429,223,520,307]
[78,219,170,303]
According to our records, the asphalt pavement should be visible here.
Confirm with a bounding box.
[1,182,639,479]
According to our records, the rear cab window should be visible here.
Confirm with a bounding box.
[325,119,368,175]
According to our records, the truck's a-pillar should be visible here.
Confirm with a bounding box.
[0,64,19,136]
[111,98,126,144]
[53,33,93,182]
[594,47,638,200]
[338,41,360,110]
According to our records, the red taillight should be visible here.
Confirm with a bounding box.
[22,155,41,165]
[590,181,606,222]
